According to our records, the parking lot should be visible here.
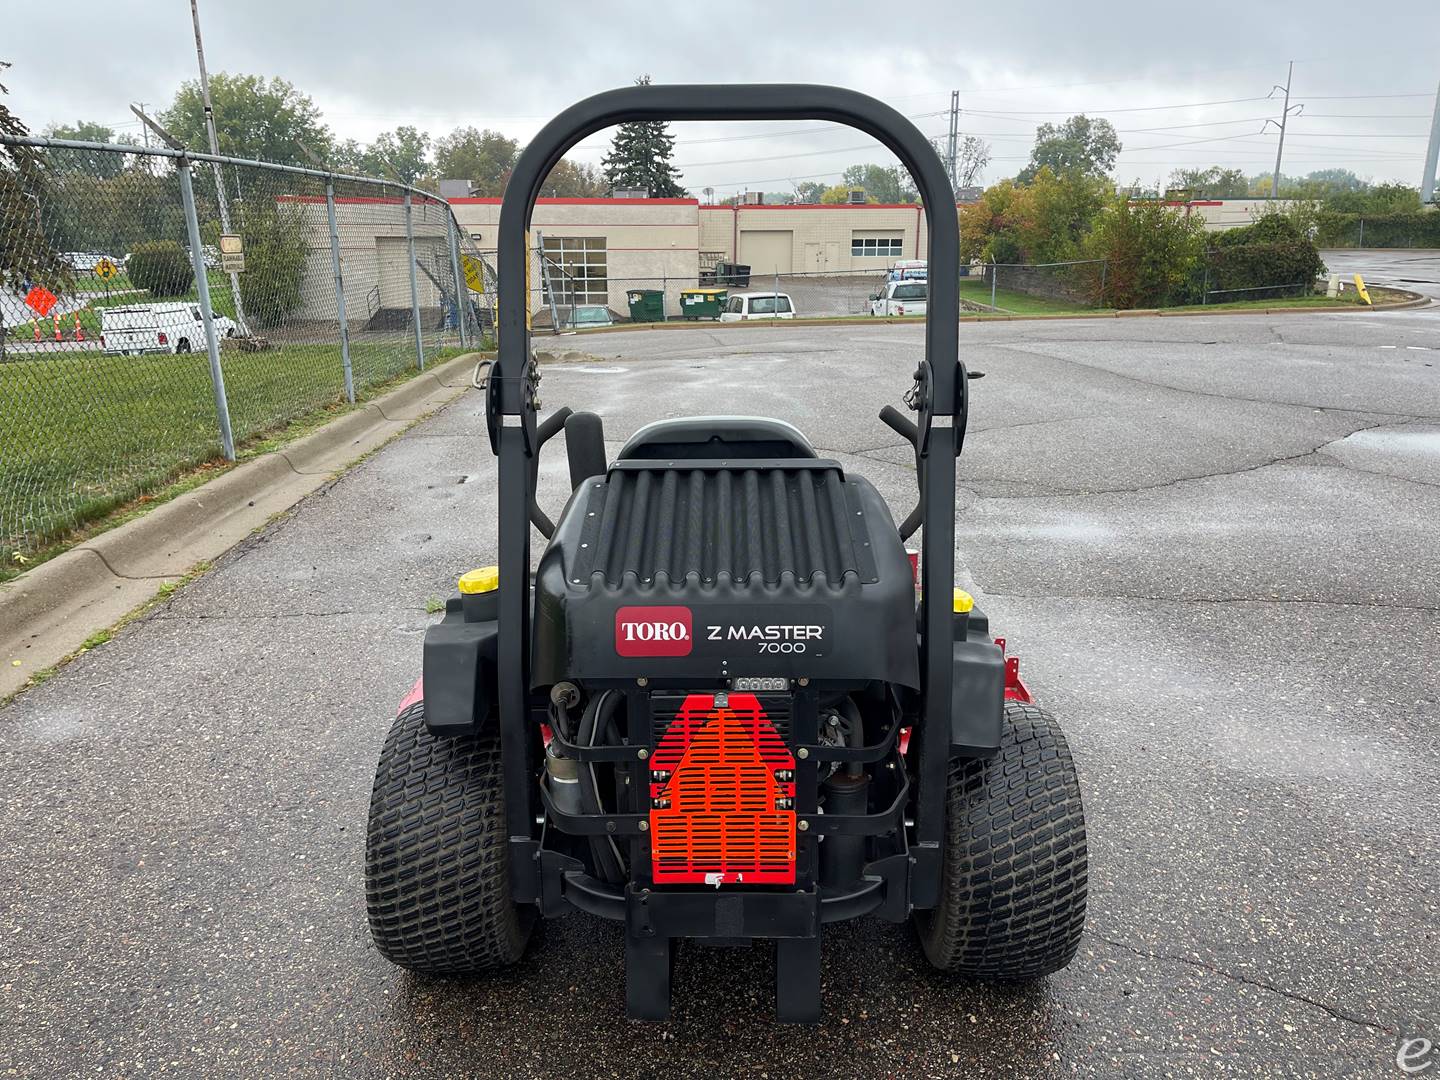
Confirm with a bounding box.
[1,268,1438,1076]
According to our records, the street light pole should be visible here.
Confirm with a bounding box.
[188,0,249,334]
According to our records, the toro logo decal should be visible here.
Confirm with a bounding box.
[615,606,693,657]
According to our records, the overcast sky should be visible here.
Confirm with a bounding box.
[4,1,1437,195]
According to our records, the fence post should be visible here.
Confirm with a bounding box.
[403,190,425,371]
[324,179,355,404]
[1358,218,1365,248]
[1099,259,1108,307]
[990,262,997,310]
[178,155,235,462]
[446,213,469,350]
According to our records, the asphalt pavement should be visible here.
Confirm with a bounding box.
[1,263,1438,1078]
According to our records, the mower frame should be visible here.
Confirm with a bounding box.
[485,84,967,914]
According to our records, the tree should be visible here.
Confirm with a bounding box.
[1167,166,1248,199]
[45,120,116,144]
[820,184,876,204]
[601,75,686,197]
[842,163,917,204]
[955,136,990,188]
[1081,196,1206,308]
[958,167,1109,264]
[793,180,826,203]
[160,73,332,166]
[433,126,518,196]
[360,126,431,184]
[1018,115,1121,183]
[541,158,608,197]
[0,67,73,322]
[40,120,125,178]
[1301,168,1367,195]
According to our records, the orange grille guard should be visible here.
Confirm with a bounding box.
[537,753,909,840]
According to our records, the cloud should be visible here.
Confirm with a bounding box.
[4,0,1436,190]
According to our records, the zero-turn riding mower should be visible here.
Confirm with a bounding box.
[364,83,1087,1022]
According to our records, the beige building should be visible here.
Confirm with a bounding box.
[1166,198,1298,231]
[698,203,931,275]
[450,197,700,316]
[449,196,949,315]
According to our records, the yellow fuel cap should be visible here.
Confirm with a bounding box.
[458,566,499,594]
[952,587,975,613]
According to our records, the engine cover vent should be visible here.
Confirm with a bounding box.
[648,692,796,885]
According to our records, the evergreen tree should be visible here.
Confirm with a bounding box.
[601,75,686,198]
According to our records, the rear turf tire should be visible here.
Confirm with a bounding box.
[914,701,1088,979]
[366,701,532,973]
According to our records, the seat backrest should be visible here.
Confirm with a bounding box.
[616,416,816,461]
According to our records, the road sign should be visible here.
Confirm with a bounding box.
[1352,274,1372,306]
[461,253,486,293]
[94,258,119,281]
[24,285,58,317]
[219,233,246,273]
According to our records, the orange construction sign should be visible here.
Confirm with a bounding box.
[24,285,58,317]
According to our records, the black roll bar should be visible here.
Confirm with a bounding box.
[489,85,965,887]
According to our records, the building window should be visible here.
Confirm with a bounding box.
[851,235,904,258]
[542,236,608,305]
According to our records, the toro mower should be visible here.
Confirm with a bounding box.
[364,84,1087,1022]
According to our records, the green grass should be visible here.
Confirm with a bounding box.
[958,279,1088,314]
[1,340,467,572]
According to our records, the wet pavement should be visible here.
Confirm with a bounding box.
[1,283,1438,1077]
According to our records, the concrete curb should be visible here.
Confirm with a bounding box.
[1,351,484,700]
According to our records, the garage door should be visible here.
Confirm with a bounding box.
[739,230,793,275]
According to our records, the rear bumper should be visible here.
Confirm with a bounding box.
[546,852,912,937]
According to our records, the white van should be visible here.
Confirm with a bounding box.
[886,259,928,282]
[100,304,238,355]
[719,292,796,321]
[869,280,928,317]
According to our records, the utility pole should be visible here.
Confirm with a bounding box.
[946,90,960,190]
[189,0,249,334]
[134,103,151,148]
[1421,79,1440,205]
[1265,61,1302,199]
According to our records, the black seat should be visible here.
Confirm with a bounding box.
[616,416,816,461]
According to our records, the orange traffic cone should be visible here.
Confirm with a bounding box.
[74,312,84,341]
[53,315,62,342]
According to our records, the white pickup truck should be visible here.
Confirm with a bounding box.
[100,304,238,356]
[868,280,927,317]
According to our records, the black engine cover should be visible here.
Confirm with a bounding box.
[532,459,919,688]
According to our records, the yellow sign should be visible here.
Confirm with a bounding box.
[94,258,119,281]
[461,253,486,294]
[1352,273,1372,305]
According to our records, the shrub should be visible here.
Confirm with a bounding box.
[1205,211,1326,301]
[234,200,308,328]
[1080,197,1206,308]
[126,240,193,297]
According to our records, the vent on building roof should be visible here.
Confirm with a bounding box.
[847,188,867,205]
[744,191,764,205]
[614,188,650,199]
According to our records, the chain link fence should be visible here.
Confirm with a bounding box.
[1,136,489,565]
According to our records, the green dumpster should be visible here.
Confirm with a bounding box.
[626,289,666,322]
[679,287,728,320]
